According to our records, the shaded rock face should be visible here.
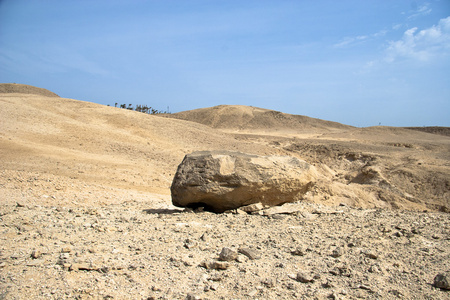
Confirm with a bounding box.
[171,151,316,212]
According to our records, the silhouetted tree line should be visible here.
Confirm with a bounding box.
[109,103,170,114]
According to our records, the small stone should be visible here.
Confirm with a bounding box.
[247,289,258,297]
[238,247,261,260]
[322,280,334,288]
[286,282,296,290]
[329,265,352,277]
[61,247,72,253]
[240,202,264,213]
[212,261,229,270]
[69,264,81,271]
[368,265,381,273]
[291,246,306,256]
[185,293,201,300]
[358,284,372,291]
[236,255,247,263]
[262,203,303,216]
[393,231,402,237]
[434,272,450,290]
[184,239,197,249]
[31,250,42,259]
[201,260,229,270]
[331,247,345,258]
[411,228,420,234]
[364,251,378,259]
[182,258,194,267]
[389,289,402,297]
[83,222,92,228]
[59,253,70,260]
[296,271,314,283]
[69,263,98,272]
[262,278,276,288]
[219,247,238,261]
[208,273,222,281]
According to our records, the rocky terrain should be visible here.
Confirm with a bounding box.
[0,84,449,299]
[1,189,449,299]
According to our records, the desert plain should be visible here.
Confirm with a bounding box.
[0,83,449,299]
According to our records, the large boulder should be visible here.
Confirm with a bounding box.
[171,151,317,212]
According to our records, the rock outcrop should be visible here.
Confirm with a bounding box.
[171,151,317,212]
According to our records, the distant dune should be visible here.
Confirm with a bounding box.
[166,104,352,133]
[0,83,60,97]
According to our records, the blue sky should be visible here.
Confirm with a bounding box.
[1,0,449,127]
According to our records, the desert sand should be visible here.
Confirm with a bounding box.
[0,83,449,299]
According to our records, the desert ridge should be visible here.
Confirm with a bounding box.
[165,104,352,134]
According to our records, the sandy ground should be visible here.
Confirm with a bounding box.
[0,85,449,299]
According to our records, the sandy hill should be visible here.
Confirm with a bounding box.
[166,105,352,135]
[1,85,449,212]
[0,88,278,206]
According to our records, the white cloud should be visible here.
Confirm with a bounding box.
[385,16,450,62]
[392,24,403,31]
[333,31,386,48]
[333,36,360,48]
[373,30,388,38]
[407,2,432,20]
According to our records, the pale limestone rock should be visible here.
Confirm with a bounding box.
[171,151,316,212]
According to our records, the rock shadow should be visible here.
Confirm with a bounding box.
[142,208,184,214]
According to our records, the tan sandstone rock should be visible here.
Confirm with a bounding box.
[170,151,317,212]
